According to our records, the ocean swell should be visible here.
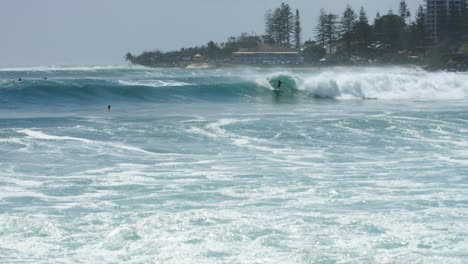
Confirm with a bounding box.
[1,67,468,106]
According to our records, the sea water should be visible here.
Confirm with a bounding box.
[0,66,467,263]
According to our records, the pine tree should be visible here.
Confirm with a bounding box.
[272,8,283,46]
[355,7,371,54]
[340,5,357,61]
[325,13,339,55]
[264,3,295,48]
[374,12,383,42]
[315,9,327,47]
[412,5,427,47]
[280,3,295,48]
[382,12,406,49]
[264,10,276,45]
[294,9,302,49]
[398,0,411,25]
[207,41,220,60]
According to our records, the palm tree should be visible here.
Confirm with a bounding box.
[125,52,134,64]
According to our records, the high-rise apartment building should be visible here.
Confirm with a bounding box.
[425,0,466,41]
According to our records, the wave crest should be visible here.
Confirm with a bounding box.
[1,67,468,105]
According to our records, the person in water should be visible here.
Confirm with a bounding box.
[107,105,111,111]
[18,77,22,82]
[277,80,282,89]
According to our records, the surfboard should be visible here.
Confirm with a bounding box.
[273,89,283,94]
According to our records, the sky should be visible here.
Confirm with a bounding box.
[0,0,422,66]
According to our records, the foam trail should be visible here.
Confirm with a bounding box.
[17,129,164,155]
[117,80,191,88]
[18,129,93,143]
[304,67,468,99]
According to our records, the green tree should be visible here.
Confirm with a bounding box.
[206,41,221,60]
[325,13,339,55]
[124,52,134,64]
[280,3,295,47]
[374,11,406,50]
[264,10,276,45]
[294,9,302,48]
[315,9,327,47]
[374,12,383,42]
[264,3,295,48]
[398,0,411,25]
[274,7,284,46]
[223,33,260,53]
[411,5,427,47]
[355,7,372,54]
[302,40,326,63]
[340,5,357,61]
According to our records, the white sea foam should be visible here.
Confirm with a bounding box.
[18,129,93,143]
[250,67,468,100]
[16,129,165,155]
[118,79,191,88]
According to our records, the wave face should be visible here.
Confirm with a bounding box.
[1,66,468,106]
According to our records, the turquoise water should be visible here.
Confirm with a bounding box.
[1,66,468,263]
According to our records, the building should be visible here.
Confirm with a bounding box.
[425,0,467,41]
[232,48,303,65]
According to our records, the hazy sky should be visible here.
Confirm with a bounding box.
[1,0,422,66]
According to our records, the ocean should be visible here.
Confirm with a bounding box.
[0,66,467,263]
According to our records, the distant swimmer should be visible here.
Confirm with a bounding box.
[43,77,48,80]
[276,80,282,89]
[18,77,22,82]
[107,105,111,111]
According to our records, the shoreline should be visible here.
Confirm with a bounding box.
[129,63,466,72]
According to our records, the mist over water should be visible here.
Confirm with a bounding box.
[1,66,468,263]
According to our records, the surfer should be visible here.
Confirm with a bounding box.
[107,105,111,111]
[276,80,282,90]
[18,77,22,82]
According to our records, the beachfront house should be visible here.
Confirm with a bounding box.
[232,48,303,65]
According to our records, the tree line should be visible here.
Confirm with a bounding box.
[126,3,303,67]
[125,33,262,67]
[307,0,468,64]
[126,1,468,68]
[264,3,302,48]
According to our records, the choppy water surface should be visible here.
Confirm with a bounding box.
[1,66,468,263]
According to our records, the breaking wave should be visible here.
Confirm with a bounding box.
[1,66,468,106]
[254,67,468,100]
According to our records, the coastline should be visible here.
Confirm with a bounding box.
[127,62,467,72]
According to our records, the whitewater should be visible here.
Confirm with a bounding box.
[1,66,467,263]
